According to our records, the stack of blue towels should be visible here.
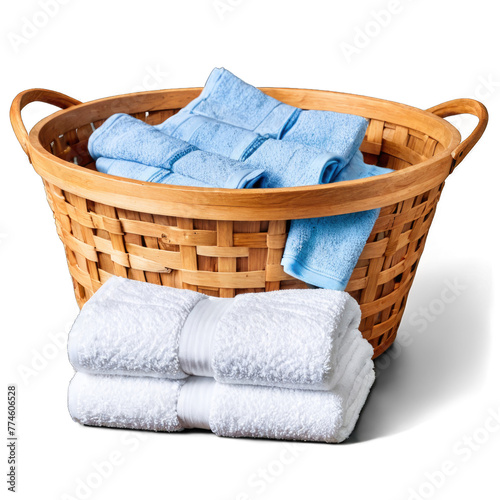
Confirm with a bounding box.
[89,68,392,290]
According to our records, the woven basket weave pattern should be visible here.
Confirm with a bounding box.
[42,107,443,358]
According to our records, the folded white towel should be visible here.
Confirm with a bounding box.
[68,332,375,443]
[68,277,366,390]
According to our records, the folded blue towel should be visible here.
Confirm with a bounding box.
[157,68,392,289]
[282,151,390,290]
[88,114,267,189]
[172,67,369,158]
[97,158,216,187]
[159,114,342,187]
[89,68,392,290]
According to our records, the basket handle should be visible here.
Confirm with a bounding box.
[10,88,82,161]
[426,98,488,172]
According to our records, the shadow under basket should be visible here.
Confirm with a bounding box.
[10,87,487,358]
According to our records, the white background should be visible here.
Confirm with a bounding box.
[2,0,498,499]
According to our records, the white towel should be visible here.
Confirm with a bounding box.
[68,372,184,432]
[68,277,366,390]
[68,333,375,443]
[67,276,205,379]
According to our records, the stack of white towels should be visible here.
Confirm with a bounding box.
[68,276,375,443]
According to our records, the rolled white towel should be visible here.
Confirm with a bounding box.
[68,277,366,390]
[68,372,184,432]
[68,334,374,443]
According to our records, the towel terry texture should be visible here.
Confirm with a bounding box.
[282,150,390,289]
[155,68,392,289]
[69,347,375,443]
[68,276,370,391]
[67,277,376,443]
[95,158,214,187]
[88,113,266,189]
[174,67,369,155]
[159,114,347,187]
[87,69,392,289]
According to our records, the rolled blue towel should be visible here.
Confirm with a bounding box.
[159,113,254,159]
[281,151,391,290]
[95,157,265,189]
[97,158,212,188]
[88,113,266,189]
[168,67,368,158]
[159,114,343,187]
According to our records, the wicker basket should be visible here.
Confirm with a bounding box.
[10,88,487,357]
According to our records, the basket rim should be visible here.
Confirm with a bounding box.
[26,87,462,221]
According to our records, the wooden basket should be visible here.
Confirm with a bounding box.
[10,88,487,358]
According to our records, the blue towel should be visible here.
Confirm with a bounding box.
[96,158,214,188]
[173,67,369,157]
[282,151,390,290]
[156,68,392,289]
[159,114,343,187]
[89,68,392,289]
[88,114,267,189]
